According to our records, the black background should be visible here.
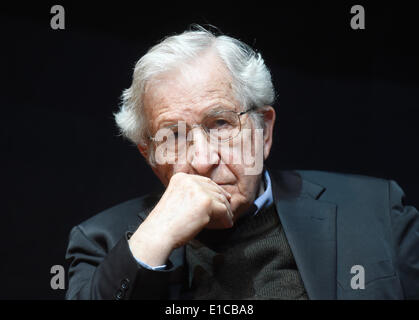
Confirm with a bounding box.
[1,1,418,299]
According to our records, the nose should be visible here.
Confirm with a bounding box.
[188,127,220,175]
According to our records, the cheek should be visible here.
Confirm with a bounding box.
[152,163,175,186]
[227,173,255,202]
[233,173,260,201]
[217,132,260,169]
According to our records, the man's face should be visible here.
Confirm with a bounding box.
[140,52,275,221]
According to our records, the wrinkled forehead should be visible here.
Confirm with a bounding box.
[142,52,239,131]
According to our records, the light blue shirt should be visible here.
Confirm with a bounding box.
[134,170,274,270]
[253,170,274,216]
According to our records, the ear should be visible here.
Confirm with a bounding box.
[138,143,170,186]
[137,143,149,161]
[138,143,158,174]
[260,106,276,160]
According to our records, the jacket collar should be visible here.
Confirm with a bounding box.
[270,170,337,299]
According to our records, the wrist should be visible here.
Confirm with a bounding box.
[128,225,174,267]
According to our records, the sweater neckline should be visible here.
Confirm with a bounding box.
[192,204,280,249]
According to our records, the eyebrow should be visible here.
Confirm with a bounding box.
[158,120,179,128]
[155,104,237,129]
[205,105,233,116]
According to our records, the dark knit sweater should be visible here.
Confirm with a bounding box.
[185,204,308,300]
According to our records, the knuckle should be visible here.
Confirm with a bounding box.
[202,214,211,225]
[201,196,212,208]
[170,173,180,183]
[198,175,212,184]
[173,172,185,179]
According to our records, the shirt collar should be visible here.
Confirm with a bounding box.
[253,170,273,216]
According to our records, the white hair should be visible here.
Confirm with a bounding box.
[114,25,275,148]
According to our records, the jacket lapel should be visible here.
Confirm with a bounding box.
[271,170,337,299]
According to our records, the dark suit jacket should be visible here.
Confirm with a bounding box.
[65,170,419,299]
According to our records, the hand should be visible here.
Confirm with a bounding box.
[128,172,233,266]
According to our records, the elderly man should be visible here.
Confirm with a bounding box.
[65,27,419,300]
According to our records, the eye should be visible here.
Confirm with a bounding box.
[214,119,229,127]
[210,117,236,130]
